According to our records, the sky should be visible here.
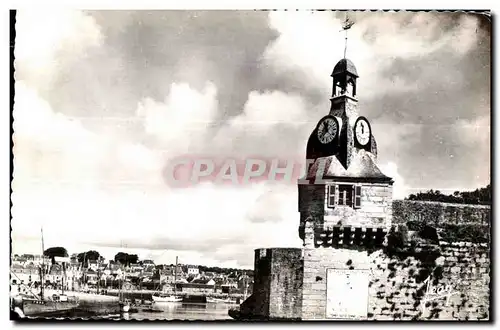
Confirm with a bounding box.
[11,10,491,268]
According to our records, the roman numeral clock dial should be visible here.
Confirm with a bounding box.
[317,117,339,144]
[354,117,371,147]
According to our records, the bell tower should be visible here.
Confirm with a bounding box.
[330,57,359,116]
[331,58,360,169]
[306,58,378,170]
[298,53,394,319]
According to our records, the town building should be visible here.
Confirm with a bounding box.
[159,268,176,285]
[176,278,215,295]
[187,266,199,276]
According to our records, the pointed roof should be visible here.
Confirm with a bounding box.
[307,150,392,183]
[331,58,358,78]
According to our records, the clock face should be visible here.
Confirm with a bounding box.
[317,117,338,144]
[354,117,371,146]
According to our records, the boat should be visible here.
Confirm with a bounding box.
[10,228,80,317]
[207,297,239,304]
[16,292,80,317]
[208,275,248,305]
[119,301,130,313]
[152,293,183,303]
[151,256,182,303]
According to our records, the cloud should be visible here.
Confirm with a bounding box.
[11,181,300,269]
[230,90,308,127]
[136,82,219,152]
[211,90,315,158]
[11,83,300,268]
[13,82,165,188]
[455,115,490,145]
[379,162,408,200]
[14,10,103,89]
[263,11,482,100]
[13,82,107,186]
[246,184,299,223]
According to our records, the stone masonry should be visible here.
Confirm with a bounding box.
[239,200,490,321]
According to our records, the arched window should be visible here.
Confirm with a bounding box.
[347,80,354,96]
[335,82,343,96]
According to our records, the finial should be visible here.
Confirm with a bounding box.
[341,13,355,59]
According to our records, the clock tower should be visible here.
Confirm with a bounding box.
[298,58,394,320]
[306,58,378,169]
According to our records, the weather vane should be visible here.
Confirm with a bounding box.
[340,13,355,59]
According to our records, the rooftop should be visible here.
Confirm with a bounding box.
[307,150,392,183]
[331,58,358,78]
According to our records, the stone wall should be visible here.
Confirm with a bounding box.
[240,248,302,320]
[393,200,490,225]
[323,183,392,229]
[243,200,490,321]
[364,200,491,320]
[301,200,491,321]
[302,248,371,320]
[240,249,271,319]
[298,182,392,240]
[367,240,490,320]
[268,249,303,319]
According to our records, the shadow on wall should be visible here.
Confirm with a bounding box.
[368,200,491,320]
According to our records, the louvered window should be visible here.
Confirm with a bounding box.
[327,184,362,209]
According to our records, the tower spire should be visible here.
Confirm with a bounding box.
[341,13,355,59]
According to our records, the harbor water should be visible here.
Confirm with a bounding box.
[130,302,233,320]
[60,302,234,320]
[11,287,238,320]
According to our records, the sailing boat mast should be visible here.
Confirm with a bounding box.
[61,262,65,295]
[174,256,178,295]
[82,252,86,290]
[97,258,101,295]
[243,275,248,301]
[119,263,122,302]
[40,227,45,301]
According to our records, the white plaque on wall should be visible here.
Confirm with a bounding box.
[326,268,370,319]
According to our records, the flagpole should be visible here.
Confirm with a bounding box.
[344,28,348,59]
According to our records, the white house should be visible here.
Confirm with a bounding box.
[187,266,199,276]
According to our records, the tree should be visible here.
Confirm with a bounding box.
[43,247,68,264]
[114,252,139,266]
[77,250,102,266]
[114,252,128,265]
[128,254,139,264]
[406,184,491,205]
